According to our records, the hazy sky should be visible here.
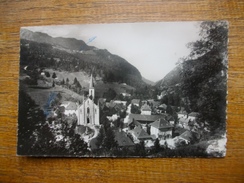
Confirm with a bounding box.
[25,22,201,82]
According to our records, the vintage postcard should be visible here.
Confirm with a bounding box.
[17,21,228,157]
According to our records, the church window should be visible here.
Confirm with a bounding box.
[87,107,90,114]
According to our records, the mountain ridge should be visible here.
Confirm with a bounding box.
[20,29,93,51]
[20,29,145,88]
[155,64,182,88]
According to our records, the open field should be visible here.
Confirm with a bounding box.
[26,85,83,109]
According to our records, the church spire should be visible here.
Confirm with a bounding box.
[89,73,94,89]
[89,73,95,99]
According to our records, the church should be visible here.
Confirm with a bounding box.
[77,74,100,126]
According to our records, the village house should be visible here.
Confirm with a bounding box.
[173,130,193,146]
[177,111,188,119]
[148,100,160,108]
[60,101,77,116]
[179,118,191,129]
[127,113,167,125]
[128,118,141,130]
[98,98,107,109]
[114,130,135,149]
[188,112,199,121]
[140,103,152,115]
[157,103,167,113]
[131,126,151,142]
[121,92,131,97]
[131,99,140,107]
[113,100,127,106]
[150,118,173,139]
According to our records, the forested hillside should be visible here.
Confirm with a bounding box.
[156,21,228,135]
[20,29,144,88]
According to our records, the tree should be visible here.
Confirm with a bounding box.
[66,78,69,87]
[134,141,146,157]
[166,105,173,115]
[181,21,228,134]
[61,79,65,85]
[103,88,117,102]
[131,104,141,114]
[153,138,161,153]
[45,71,50,77]
[52,72,57,79]
[18,90,47,155]
[69,134,89,156]
[73,77,78,85]
[96,127,105,149]
[103,127,118,151]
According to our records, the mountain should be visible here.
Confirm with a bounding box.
[142,77,155,86]
[20,29,144,88]
[20,29,93,51]
[155,65,182,88]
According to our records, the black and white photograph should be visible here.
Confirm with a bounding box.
[17,21,228,157]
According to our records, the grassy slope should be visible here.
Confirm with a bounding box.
[45,69,135,98]
[26,86,83,109]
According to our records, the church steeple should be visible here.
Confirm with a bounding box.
[89,73,95,99]
[89,73,94,89]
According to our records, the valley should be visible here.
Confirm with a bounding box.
[18,22,228,157]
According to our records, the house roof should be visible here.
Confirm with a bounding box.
[133,126,151,139]
[178,111,188,115]
[141,104,151,111]
[131,99,140,105]
[179,118,190,124]
[174,127,188,135]
[179,130,192,142]
[165,115,174,121]
[61,101,77,110]
[150,118,173,129]
[66,102,77,110]
[129,119,141,126]
[114,131,135,147]
[128,114,166,123]
[188,112,199,117]
[158,104,167,109]
[149,100,160,107]
[98,98,106,105]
